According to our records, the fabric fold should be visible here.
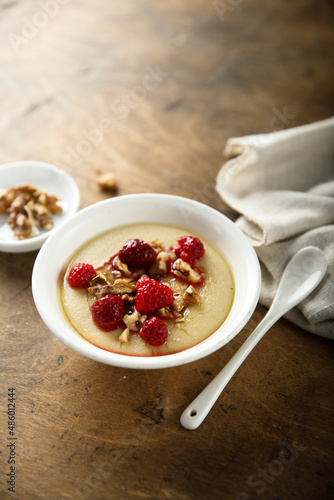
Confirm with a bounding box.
[216,116,334,339]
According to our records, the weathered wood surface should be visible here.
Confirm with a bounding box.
[0,1,334,499]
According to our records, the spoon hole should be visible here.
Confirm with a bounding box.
[190,410,197,417]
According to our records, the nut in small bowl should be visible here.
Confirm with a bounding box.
[0,161,80,253]
[32,194,261,369]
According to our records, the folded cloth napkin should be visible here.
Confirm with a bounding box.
[216,116,334,339]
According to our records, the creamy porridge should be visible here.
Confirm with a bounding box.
[61,223,234,356]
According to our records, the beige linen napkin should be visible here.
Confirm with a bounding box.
[216,116,334,339]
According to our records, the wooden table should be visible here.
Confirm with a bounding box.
[1,1,333,499]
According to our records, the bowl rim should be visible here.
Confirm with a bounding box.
[0,160,80,253]
[32,193,261,369]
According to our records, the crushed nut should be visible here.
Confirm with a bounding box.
[171,294,185,312]
[123,309,146,331]
[89,274,109,287]
[37,192,62,214]
[168,280,187,295]
[0,189,9,215]
[148,251,169,276]
[97,172,117,191]
[0,183,62,239]
[121,293,136,305]
[88,279,136,298]
[183,285,201,304]
[11,213,31,239]
[26,201,53,229]
[119,328,130,343]
[113,255,131,276]
[114,279,136,293]
[158,307,174,319]
[149,239,164,253]
[87,284,115,299]
[172,258,201,283]
[98,268,116,284]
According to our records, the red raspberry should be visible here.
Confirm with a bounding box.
[139,317,168,346]
[91,295,125,331]
[118,239,156,269]
[68,263,96,288]
[136,277,174,313]
[174,236,204,263]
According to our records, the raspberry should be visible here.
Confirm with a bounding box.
[68,263,96,288]
[136,277,174,313]
[139,317,168,346]
[118,239,156,269]
[91,295,125,331]
[174,236,204,263]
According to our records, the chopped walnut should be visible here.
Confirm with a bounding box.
[149,239,164,253]
[27,201,53,229]
[87,284,115,299]
[0,183,62,239]
[119,328,130,343]
[92,268,116,285]
[158,307,174,319]
[114,279,136,293]
[89,274,109,287]
[171,294,185,312]
[148,251,169,276]
[9,195,26,212]
[102,268,117,283]
[11,213,31,239]
[172,258,201,283]
[97,172,117,191]
[113,255,131,276]
[122,293,136,305]
[183,285,201,304]
[123,309,146,331]
[88,279,136,298]
[168,280,187,295]
[37,192,62,214]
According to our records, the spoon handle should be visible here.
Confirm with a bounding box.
[180,246,327,430]
[180,310,281,430]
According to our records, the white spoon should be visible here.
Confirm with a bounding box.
[180,246,327,430]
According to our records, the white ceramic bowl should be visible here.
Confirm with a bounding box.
[32,194,261,369]
[0,161,80,253]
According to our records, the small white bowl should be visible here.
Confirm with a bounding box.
[32,194,261,369]
[0,161,80,253]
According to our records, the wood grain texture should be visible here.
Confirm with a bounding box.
[1,1,334,499]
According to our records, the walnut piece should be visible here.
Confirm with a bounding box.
[114,279,137,293]
[112,255,131,276]
[11,213,31,240]
[89,274,109,287]
[37,192,62,214]
[122,293,136,305]
[158,307,174,319]
[88,279,136,299]
[0,183,62,240]
[119,328,130,343]
[172,258,201,283]
[97,173,117,191]
[149,239,164,253]
[148,251,169,277]
[171,294,185,312]
[123,309,147,331]
[183,285,201,304]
